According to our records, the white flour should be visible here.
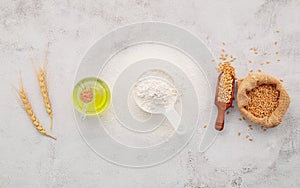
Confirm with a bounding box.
[133,77,178,113]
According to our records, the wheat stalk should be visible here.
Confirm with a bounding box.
[18,77,56,140]
[32,50,53,130]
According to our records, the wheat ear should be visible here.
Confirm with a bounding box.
[32,50,53,130]
[18,77,56,140]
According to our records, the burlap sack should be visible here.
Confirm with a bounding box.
[237,73,290,128]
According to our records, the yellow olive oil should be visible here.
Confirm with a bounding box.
[73,77,111,115]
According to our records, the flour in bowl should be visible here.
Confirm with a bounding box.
[133,77,178,113]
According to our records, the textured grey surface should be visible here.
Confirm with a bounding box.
[1,0,300,187]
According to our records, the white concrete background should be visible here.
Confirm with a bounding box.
[1,0,300,187]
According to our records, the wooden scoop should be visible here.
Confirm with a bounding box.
[214,73,235,131]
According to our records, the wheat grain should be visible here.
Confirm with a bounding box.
[18,78,56,140]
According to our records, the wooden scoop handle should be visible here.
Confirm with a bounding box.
[215,108,225,131]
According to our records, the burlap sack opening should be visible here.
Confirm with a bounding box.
[237,73,290,128]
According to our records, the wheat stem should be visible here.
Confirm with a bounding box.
[18,77,56,140]
[39,67,53,129]
[32,49,53,130]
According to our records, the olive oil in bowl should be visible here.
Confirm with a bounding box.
[72,77,111,116]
